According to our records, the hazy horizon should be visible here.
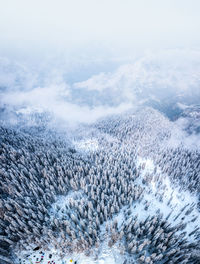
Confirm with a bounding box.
[0,0,200,63]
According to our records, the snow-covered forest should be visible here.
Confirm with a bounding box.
[0,107,199,264]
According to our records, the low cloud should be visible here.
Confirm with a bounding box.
[1,83,133,125]
[74,49,200,101]
[1,49,200,128]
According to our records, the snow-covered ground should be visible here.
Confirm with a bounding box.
[49,190,85,219]
[73,138,99,152]
[17,240,125,264]
[135,157,200,240]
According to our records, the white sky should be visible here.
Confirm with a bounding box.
[0,0,200,60]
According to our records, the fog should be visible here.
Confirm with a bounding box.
[0,0,200,125]
[0,0,200,61]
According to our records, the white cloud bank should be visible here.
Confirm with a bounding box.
[1,49,200,126]
[74,49,200,99]
[1,84,133,124]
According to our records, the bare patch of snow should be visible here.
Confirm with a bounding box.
[73,138,99,152]
[17,240,125,264]
[136,157,200,241]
